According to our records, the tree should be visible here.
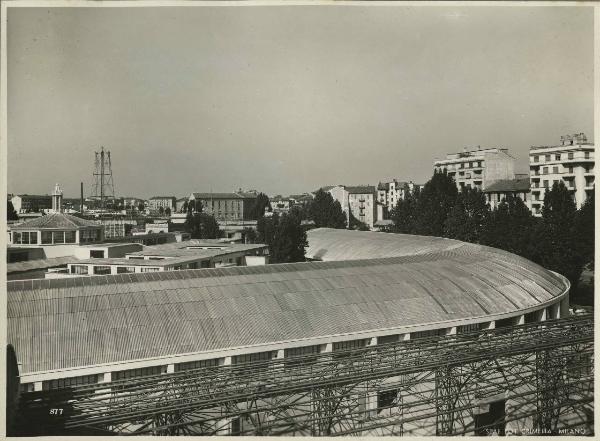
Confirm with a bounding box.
[536,182,584,287]
[413,170,457,236]
[251,193,271,219]
[138,202,145,212]
[182,200,188,213]
[243,227,258,244]
[574,190,594,268]
[7,200,18,221]
[158,206,165,215]
[165,207,171,217]
[270,212,307,263]
[257,213,280,247]
[481,193,536,258]
[443,187,490,243]
[307,189,347,229]
[390,186,420,234]
[184,211,221,239]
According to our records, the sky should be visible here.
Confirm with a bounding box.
[7,5,594,199]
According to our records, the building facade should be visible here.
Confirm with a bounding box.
[529,133,595,216]
[10,194,52,213]
[346,186,377,229]
[188,192,257,221]
[483,178,531,210]
[434,147,516,191]
[148,196,176,213]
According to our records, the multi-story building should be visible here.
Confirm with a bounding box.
[188,192,257,222]
[148,196,176,213]
[347,186,377,229]
[10,194,52,213]
[377,180,408,217]
[529,133,595,216]
[434,147,516,191]
[483,178,531,210]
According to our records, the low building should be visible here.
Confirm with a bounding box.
[10,194,52,213]
[529,133,595,216]
[434,147,516,191]
[188,192,257,222]
[483,178,531,210]
[148,196,176,213]
[7,213,104,258]
[58,241,269,277]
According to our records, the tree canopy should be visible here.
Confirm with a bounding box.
[184,211,221,239]
[308,189,347,229]
[270,212,307,263]
[7,200,18,221]
[251,193,271,219]
[444,187,490,243]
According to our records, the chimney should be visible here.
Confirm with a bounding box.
[52,183,63,213]
[80,182,84,213]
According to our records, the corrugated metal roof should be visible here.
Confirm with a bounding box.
[7,256,76,274]
[7,230,567,375]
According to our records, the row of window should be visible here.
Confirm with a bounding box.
[532,151,590,163]
[70,265,161,275]
[11,231,38,245]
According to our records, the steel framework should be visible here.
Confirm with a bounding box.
[13,315,593,436]
[91,146,115,210]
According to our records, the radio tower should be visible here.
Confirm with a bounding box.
[91,147,115,210]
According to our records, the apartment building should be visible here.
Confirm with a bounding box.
[148,196,177,213]
[529,133,595,216]
[434,147,515,191]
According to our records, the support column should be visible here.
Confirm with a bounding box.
[486,321,496,330]
[402,333,411,341]
[516,315,525,326]
[223,356,232,366]
[33,381,43,392]
[446,327,457,336]
[166,364,175,374]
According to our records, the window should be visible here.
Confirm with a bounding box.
[568,152,574,160]
[543,180,549,188]
[285,345,321,367]
[65,231,76,243]
[542,167,548,174]
[552,166,558,174]
[545,154,551,161]
[333,339,368,358]
[113,365,167,381]
[458,323,481,334]
[569,167,574,174]
[533,155,539,163]
[117,266,136,274]
[43,374,99,391]
[93,266,111,275]
[175,358,220,371]
[71,265,88,275]
[377,390,398,415]
[585,151,590,159]
[41,231,52,244]
[140,267,160,272]
[378,334,399,345]
[232,351,274,365]
[411,329,446,339]
[53,231,65,244]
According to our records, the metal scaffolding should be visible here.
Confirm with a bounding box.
[12,314,594,436]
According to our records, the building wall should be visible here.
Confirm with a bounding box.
[483,150,516,187]
[148,198,176,211]
[485,191,531,210]
[529,144,595,216]
[327,186,350,222]
[348,193,376,229]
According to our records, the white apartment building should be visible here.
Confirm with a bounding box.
[434,147,516,191]
[376,180,423,219]
[529,133,595,216]
[148,196,176,213]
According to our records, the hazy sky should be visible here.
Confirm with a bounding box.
[7,5,593,199]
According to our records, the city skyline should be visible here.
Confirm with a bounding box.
[7,5,593,199]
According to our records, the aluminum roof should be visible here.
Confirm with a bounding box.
[7,229,567,375]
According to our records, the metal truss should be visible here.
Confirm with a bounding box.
[14,314,594,436]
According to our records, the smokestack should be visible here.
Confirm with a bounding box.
[80,182,84,214]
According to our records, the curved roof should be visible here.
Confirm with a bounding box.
[10,213,100,230]
[7,229,568,375]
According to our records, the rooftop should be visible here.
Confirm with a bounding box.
[190,192,257,200]
[483,178,531,194]
[346,185,377,195]
[149,196,176,200]
[8,229,567,375]
[9,213,101,230]
[7,256,76,274]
